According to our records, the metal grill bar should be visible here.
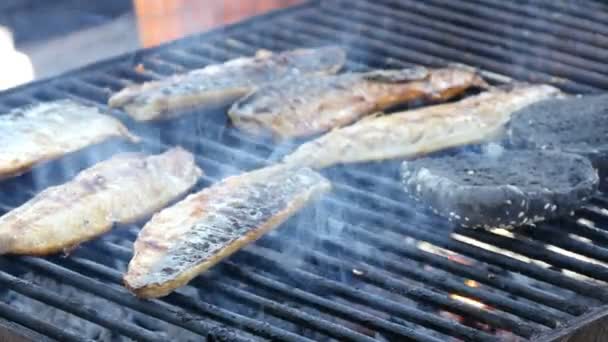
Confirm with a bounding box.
[89,237,446,342]
[0,262,162,342]
[331,220,590,316]
[360,0,608,80]
[63,256,310,342]
[560,217,608,246]
[518,223,608,264]
[0,301,88,342]
[580,204,608,229]
[83,74,130,90]
[92,238,487,342]
[303,232,568,328]
[288,245,539,338]
[15,257,247,341]
[533,0,608,24]
[91,235,494,342]
[464,0,608,41]
[297,8,598,92]
[429,0,607,51]
[342,0,608,79]
[222,262,444,342]
[459,229,608,282]
[339,204,608,301]
[158,51,209,70]
[209,282,378,342]
[239,247,499,342]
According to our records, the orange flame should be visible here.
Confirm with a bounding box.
[449,279,487,309]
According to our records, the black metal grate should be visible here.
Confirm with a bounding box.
[1,0,608,341]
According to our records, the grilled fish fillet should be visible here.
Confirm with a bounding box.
[229,66,487,139]
[124,164,331,298]
[0,147,202,255]
[108,46,346,121]
[282,84,562,169]
[0,100,138,180]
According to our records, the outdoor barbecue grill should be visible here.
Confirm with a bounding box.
[1,0,608,341]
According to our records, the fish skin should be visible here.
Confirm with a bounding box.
[124,164,331,298]
[0,100,138,180]
[0,147,202,256]
[282,84,563,169]
[229,66,487,139]
[108,46,346,121]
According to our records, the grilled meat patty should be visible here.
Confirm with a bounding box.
[124,164,331,298]
[108,46,346,121]
[0,147,202,255]
[509,94,608,171]
[401,149,599,229]
[282,84,562,169]
[0,100,138,180]
[229,66,487,139]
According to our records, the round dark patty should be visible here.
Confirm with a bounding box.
[401,149,599,229]
[509,94,608,170]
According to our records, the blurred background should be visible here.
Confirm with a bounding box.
[0,0,302,90]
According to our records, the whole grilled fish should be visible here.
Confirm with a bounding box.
[108,46,346,121]
[282,84,562,169]
[229,66,487,139]
[124,164,331,298]
[0,147,202,255]
[0,100,138,180]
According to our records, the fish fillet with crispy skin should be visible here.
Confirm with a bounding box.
[0,100,138,180]
[282,84,562,169]
[0,147,202,255]
[229,66,487,139]
[108,46,346,121]
[124,164,331,298]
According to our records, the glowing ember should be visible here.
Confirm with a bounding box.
[448,254,473,265]
[449,294,487,309]
[464,279,479,288]
[449,279,487,310]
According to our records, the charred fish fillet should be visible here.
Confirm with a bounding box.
[124,165,331,298]
[229,66,487,139]
[0,100,138,180]
[282,84,562,169]
[108,46,346,121]
[0,147,202,255]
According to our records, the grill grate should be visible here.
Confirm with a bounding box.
[1,0,608,341]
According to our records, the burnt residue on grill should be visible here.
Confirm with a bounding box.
[1,0,608,341]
